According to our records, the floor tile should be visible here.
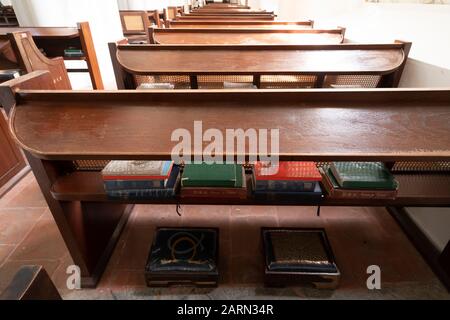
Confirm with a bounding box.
[276,205,324,228]
[114,226,155,271]
[0,207,45,245]
[8,218,68,261]
[0,175,46,209]
[0,245,15,266]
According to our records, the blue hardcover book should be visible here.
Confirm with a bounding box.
[255,180,318,192]
[104,179,166,191]
[107,166,180,200]
[254,182,323,202]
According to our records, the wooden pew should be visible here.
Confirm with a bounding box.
[109,42,411,90]
[5,31,71,89]
[192,9,260,13]
[0,22,103,89]
[2,73,450,287]
[167,20,314,29]
[0,5,18,27]
[148,27,345,45]
[185,10,275,15]
[175,15,275,21]
[195,4,251,10]
[163,6,181,22]
[201,3,251,9]
[119,10,161,38]
[119,10,151,44]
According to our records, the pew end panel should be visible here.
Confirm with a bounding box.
[0,23,104,89]
[8,31,71,90]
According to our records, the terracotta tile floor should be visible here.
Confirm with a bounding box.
[0,172,449,300]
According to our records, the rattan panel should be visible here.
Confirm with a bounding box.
[323,75,381,88]
[134,75,191,89]
[198,75,254,89]
[123,15,145,31]
[73,160,110,171]
[260,75,317,89]
[392,162,450,173]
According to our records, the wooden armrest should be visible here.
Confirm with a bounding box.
[0,70,55,115]
[0,265,61,300]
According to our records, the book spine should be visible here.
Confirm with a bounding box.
[104,179,165,191]
[319,174,335,196]
[253,191,323,202]
[340,180,398,190]
[181,189,247,199]
[181,180,237,188]
[255,180,317,192]
[106,188,175,200]
[103,174,169,181]
[331,189,398,200]
[321,170,397,199]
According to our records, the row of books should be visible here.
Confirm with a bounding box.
[101,161,323,200]
[101,161,399,201]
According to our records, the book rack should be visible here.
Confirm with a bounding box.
[2,72,450,287]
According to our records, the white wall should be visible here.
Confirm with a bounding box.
[117,0,167,10]
[11,0,124,89]
[276,0,450,72]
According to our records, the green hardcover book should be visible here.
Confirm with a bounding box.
[182,163,242,188]
[330,162,398,190]
[235,164,244,188]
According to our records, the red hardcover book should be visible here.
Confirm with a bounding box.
[255,162,322,181]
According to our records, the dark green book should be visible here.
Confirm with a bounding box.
[330,162,397,190]
[181,163,242,188]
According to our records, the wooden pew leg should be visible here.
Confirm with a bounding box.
[63,201,134,288]
[24,152,133,288]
